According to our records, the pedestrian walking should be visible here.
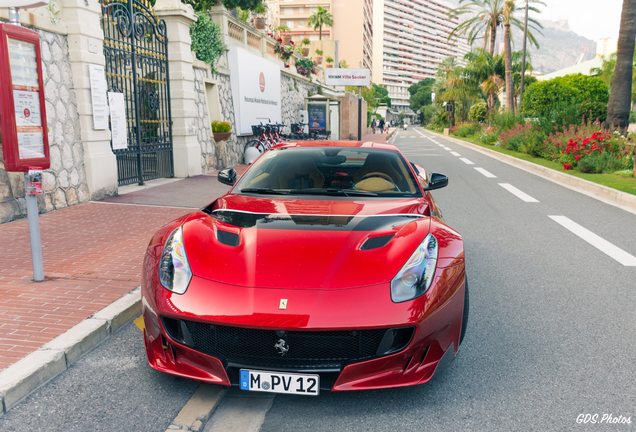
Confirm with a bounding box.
[378,118,385,134]
[371,119,377,134]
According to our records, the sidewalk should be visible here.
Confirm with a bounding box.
[0,175,233,372]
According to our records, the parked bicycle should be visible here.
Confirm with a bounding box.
[244,123,284,164]
[243,122,332,164]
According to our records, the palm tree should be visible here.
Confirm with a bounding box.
[435,58,474,124]
[464,49,505,111]
[502,0,515,112]
[606,0,636,129]
[308,6,333,41]
[449,0,542,56]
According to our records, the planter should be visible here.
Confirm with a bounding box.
[326,63,333,68]
[254,17,265,29]
[213,132,232,142]
[282,34,292,44]
[314,56,323,65]
[301,48,309,56]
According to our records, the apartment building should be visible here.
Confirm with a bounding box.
[372,0,469,110]
[265,0,373,69]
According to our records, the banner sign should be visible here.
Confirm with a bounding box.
[324,68,371,87]
[228,47,281,135]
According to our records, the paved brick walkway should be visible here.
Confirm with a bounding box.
[0,202,190,370]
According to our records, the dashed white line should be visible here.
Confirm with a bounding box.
[474,167,497,178]
[498,183,539,203]
[450,151,461,157]
[549,216,636,266]
[460,157,475,165]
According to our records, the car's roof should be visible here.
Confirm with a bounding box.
[272,141,400,152]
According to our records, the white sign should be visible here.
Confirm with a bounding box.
[228,47,281,136]
[17,131,45,159]
[8,38,39,88]
[14,90,42,127]
[108,92,128,150]
[325,68,371,87]
[88,64,109,130]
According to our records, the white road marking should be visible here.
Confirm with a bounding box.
[450,151,461,157]
[549,216,636,266]
[460,157,475,165]
[474,167,497,178]
[498,183,539,203]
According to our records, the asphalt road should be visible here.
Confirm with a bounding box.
[1,128,634,431]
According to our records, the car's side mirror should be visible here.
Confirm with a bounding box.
[423,173,448,191]
[218,168,237,186]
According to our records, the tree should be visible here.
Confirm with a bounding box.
[308,6,333,40]
[408,78,435,112]
[184,0,264,13]
[463,49,504,111]
[449,0,542,56]
[606,0,636,129]
[592,52,636,105]
[502,0,516,112]
[521,74,609,124]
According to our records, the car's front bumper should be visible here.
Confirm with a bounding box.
[142,264,465,391]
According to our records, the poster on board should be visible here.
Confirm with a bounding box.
[228,47,281,135]
[307,103,327,131]
[108,92,128,150]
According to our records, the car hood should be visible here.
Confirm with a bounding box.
[182,196,431,290]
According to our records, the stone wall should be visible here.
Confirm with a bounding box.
[193,66,216,173]
[212,71,244,169]
[281,73,319,128]
[0,29,88,223]
[197,70,319,170]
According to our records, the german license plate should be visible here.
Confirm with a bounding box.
[239,369,319,396]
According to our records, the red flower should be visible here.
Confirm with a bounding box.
[562,163,572,170]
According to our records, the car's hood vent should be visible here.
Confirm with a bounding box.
[217,230,240,246]
[360,234,395,250]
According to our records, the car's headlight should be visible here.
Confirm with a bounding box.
[391,234,438,302]
[158,226,192,294]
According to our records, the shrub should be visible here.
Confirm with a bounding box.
[499,123,541,152]
[468,101,488,123]
[554,130,633,172]
[577,151,625,174]
[521,74,609,124]
[211,120,232,133]
[451,122,480,138]
[492,112,524,133]
[190,12,224,70]
[478,129,498,145]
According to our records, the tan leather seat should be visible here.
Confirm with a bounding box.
[353,153,401,184]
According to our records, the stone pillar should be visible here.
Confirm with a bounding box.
[59,0,118,198]
[155,0,203,178]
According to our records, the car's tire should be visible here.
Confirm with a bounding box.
[459,281,469,346]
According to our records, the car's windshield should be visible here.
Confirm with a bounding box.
[235,147,421,197]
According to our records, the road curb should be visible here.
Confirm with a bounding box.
[0,287,141,415]
[166,385,226,431]
[427,129,636,216]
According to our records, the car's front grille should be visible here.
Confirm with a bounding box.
[162,317,413,371]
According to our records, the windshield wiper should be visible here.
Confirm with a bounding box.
[240,188,290,195]
[290,188,378,197]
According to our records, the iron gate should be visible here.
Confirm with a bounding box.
[101,0,173,186]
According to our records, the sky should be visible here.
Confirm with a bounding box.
[539,0,623,41]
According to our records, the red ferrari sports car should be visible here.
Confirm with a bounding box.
[141,141,467,395]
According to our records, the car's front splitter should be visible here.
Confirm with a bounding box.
[141,268,466,391]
